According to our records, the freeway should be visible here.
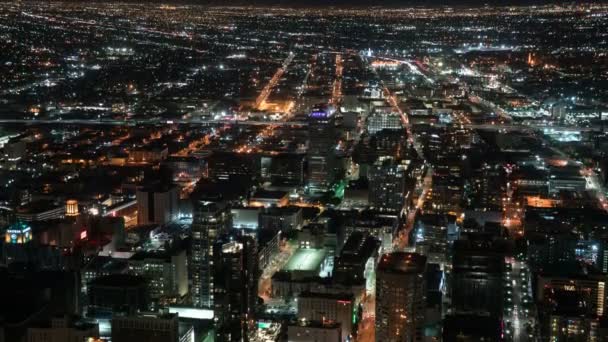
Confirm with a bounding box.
[0,118,308,127]
[0,118,602,132]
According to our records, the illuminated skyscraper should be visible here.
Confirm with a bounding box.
[191,201,231,308]
[368,157,410,213]
[307,105,339,192]
[451,237,505,317]
[375,252,426,342]
[213,233,258,342]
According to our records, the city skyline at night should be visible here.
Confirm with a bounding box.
[0,1,607,341]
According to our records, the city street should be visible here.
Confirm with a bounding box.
[356,293,375,342]
[504,259,536,342]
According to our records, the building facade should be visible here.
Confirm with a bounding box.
[307,106,339,192]
[191,201,231,308]
[368,157,409,213]
[297,292,355,341]
[136,184,179,225]
[375,252,427,342]
[213,234,258,341]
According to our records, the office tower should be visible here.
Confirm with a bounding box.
[127,243,189,305]
[343,209,399,253]
[136,183,179,225]
[368,157,410,213]
[208,151,259,183]
[450,237,505,317]
[334,231,380,285]
[369,129,408,160]
[307,105,339,192]
[258,229,281,270]
[258,207,303,233]
[543,289,600,342]
[376,252,427,342]
[112,313,179,342]
[598,237,608,273]
[470,163,505,211]
[537,271,608,318]
[81,256,129,295]
[213,233,258,342]
[191,201,231,308]
[413,214,449,263]
[266,153,305,186]
[88,274,149,315]
[527,233,578,272]
[367,111,402,135]
[424,174,464,214]
[297,292,355,341]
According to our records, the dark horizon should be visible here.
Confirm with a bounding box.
[46,0,603,8]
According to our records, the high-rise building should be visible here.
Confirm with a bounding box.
[111,313,179,342]
[368,157,410,213]
[191,201,231,308]
[543,289,600,342]
[208,151,259,183]
[297,292,355,341]
[412,214,450,263]
[258,207,303,232]
[343,210,399,253]
[367,110,402,135]
[334,231,380,286]
[213,233,258,342]
[127,243,189,305]
[537,271,608,318]
[308,105,339,192]
[369,129,408,160]
[88,274,149,315]
[266,153,305,186]
[136,183,179,225]
[450,237,505,317]
[375,252,427,342]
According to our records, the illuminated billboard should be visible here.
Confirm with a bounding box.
[4,221,32,244]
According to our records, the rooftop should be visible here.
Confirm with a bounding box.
[283,248,327,272]
[90,274,147,288]
[298,291,354,302]
[378,252,426,274]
